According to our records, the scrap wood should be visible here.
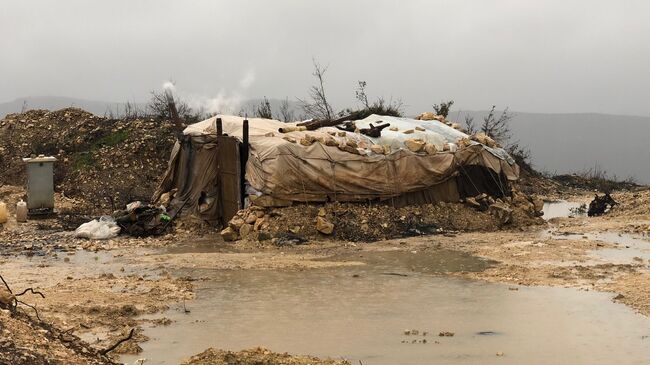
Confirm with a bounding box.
[335,121,356,132]
[295,114,355,131]
[359,123,390,138]
[0,274,45,321]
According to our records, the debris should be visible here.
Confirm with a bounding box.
[74,216,121,240]
[588,193,617,217]
[359,123,390,138]
[220,227,239,241]
[489,202,513,224]
[438,331,454,337]
[316,216,334,235]
[100,328,135,355]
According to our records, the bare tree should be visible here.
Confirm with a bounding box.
[355,81,370,109]
[255,96,273,119]
[146,89,200,122]
[279,97,295,122]
[433,100,454,118]
[464,114,477,134]
[298,59,334,120]
[480,105,512,143]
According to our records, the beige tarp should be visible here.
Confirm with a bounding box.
[155,114,519,219]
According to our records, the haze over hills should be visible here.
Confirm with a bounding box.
[455,110,650,184]
[2,96,649,184]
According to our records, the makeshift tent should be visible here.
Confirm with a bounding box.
[154,114,519,226]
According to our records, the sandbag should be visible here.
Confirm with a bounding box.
[74,216,121,240]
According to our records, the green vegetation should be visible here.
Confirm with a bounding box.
[72,130,129,171]
[73,152,95,171]
[93,130,129,148]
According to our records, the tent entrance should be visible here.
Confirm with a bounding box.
[215,135,242,225]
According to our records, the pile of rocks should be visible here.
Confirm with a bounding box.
[220,191,545,243]
[220,206,272,242]
[463,191,543,224]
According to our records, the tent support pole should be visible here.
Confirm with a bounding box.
[216,117,222,136]
[240,119,249,208]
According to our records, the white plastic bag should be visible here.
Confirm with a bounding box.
[74,216,121,240]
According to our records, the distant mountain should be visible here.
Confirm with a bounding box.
[2,96,648,184]
[453,110,650,185]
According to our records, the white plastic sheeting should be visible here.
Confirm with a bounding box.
[182,114,515,164]
[356,114,467,151]
[74,216,121,240]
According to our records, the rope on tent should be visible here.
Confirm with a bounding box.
[457,163,482,198]
[481,155,508,198]
[299,162,308,206]
[331,161,338,202]
[386,157,396,208]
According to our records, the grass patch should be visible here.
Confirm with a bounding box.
[92,130,129,148]
[73,152,95,171]
[71,130,130,171]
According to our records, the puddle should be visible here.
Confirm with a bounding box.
[547,230,650,265]
[122,264,650,365]
[165,237,232,254]
[542,201,586,220]
[334,248,496,273]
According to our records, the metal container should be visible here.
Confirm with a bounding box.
[22,155,57,214]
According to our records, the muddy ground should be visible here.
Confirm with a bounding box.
[1,188,649,364]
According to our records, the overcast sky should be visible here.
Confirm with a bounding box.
[2,0,649,116]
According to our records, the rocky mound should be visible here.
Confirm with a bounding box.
[0,310,116,365]
[0,108,177,213]
[220,190,545,243]
[181,347,350,365]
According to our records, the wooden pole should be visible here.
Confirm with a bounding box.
[240,119,249,208]
[216,117,223,136]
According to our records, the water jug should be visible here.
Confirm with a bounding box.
[16,200,28,223]
[0,202,7,224]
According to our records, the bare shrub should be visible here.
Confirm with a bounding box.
[298,59,334,120]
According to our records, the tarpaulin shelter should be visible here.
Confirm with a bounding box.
[154,114,519,226]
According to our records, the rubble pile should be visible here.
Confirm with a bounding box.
[609,189,650,219]
[221,191,544,243]
[0,108,177,213]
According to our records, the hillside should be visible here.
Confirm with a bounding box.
[453,110,650,184]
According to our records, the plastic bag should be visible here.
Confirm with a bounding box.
[74,216,121,240]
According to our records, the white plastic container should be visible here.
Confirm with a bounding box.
[0,202,7,224]
[16,200,28,223]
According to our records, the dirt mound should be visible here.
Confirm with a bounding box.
[223,196,544,243]
[0,108,177,213]
[608,189,650,218]
[181,347,350,365]
[552,174,640,193]
[0,310,116,365]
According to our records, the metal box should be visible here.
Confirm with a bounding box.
[22,155,57,214]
